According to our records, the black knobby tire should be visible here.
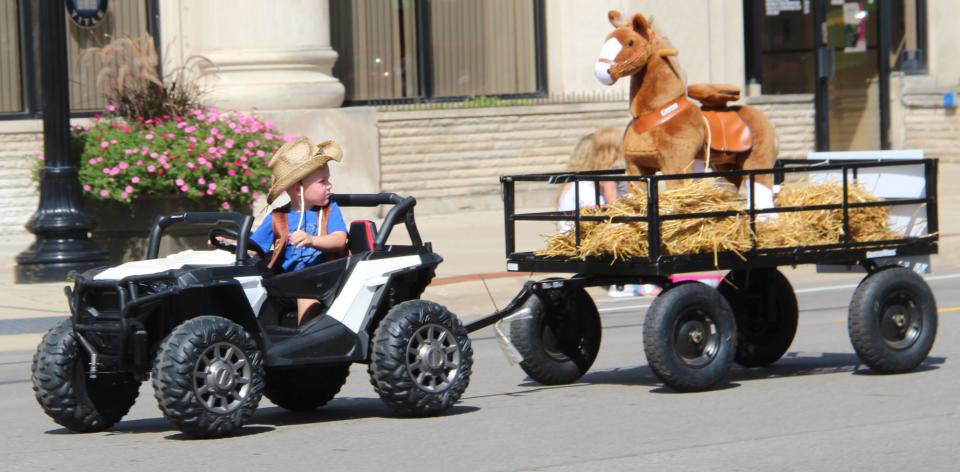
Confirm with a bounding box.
[643,283,737,392]
[719,268,798,367]
[848,267,937,374]
[369,300,473,416]
[264,364,351,412]
[152,316,264,438]
[31,319,141,432]
[509,287,602,385]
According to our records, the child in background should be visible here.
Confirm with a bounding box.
[251,137,348,325]
[557,127,622,231]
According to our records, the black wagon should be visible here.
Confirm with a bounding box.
[469,158,940,392]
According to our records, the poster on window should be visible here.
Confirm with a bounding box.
[843,2,867,52]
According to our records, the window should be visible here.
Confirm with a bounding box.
[744,0,927,94]
[0,0,23,112]
[889,0,927,73]
[0,0,158,118]
[331,0,545,104]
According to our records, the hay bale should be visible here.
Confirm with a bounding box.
[537,179,899,262]
[756,183,901,248]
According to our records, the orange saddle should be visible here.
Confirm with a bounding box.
[702,109,753,153]
[688,84,753,153]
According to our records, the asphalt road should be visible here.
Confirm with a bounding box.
[3,272,959,471]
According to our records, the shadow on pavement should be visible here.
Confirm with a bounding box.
[498,352,947,396]
[47,396,481,437]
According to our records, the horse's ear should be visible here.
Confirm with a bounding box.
[632,13,651,40]
[608,10,625,27]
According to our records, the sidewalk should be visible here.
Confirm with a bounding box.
[2,161,959,353]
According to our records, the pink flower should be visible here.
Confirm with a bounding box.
[264,132,274,140]
[83,184,91,191]
[102,167,111,174]
[100,141,109,149]
[120,192,129,199]
[118,162,129,170]
[105,104,116,112]
[240,185,249,193]
[189,136,197,143]
[89,158,98,165]
[147,165,156,173]
[99,189,109,197]
[224,138,235,149]
[255,150,265,158]
[38,154,45,161]
[175,179,184,186]
[136,160,144,166]
[206,189,214,196]
[208,183,217,191]
[131,177,140,183]
[197,177,206,185]
[186,162,196,169]
[221,202,231,210]
[180,184,190,192]
[184,126,196,133]
[204,137,214,144]
[125,185,134,193]
[227,169,236,176]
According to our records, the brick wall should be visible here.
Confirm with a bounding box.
[744,94,816,160]
[0,123,42,237]
[902,93,960,162]
[378,96,816,214]
[379,102,632,213]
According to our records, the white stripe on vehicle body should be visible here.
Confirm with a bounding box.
[326,255,424,333]
[233,276,267,317]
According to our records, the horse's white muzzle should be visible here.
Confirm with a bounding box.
[595,38,622,86]
[595,62,614,85]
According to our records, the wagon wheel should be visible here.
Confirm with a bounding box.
[643,282,737,392]
[719,268,798,367]
[848,267,937,374]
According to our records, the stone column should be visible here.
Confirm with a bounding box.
[178,0,344,110]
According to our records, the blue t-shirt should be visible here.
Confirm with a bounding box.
[251,202,347,272]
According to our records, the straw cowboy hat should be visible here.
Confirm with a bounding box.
[266,136,342,203]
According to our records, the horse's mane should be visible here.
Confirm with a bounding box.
[647,17,685,86]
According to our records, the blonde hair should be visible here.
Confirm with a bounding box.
[566,127,624,172]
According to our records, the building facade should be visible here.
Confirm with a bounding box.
[1,0,957,239]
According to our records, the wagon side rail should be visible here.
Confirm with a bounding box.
[501,158,939,273]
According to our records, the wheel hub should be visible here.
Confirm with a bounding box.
[406,324,460,393]
[193,342,252,413]
[880,298,922,350]
[206,360,237,392]
[673,311,720,367]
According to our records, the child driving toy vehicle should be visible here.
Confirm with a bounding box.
[250,136,348,325]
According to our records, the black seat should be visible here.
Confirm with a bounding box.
[348,220,378,254]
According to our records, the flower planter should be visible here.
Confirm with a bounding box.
[84,196,234,263]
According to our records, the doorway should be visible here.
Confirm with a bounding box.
[813,0,890,151]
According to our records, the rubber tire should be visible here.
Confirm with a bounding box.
[264,364,351,412]
[848,267,937,374]
[719,269,798,367]
[152,316,264,438]
[32,319,141,432]
[369,300,472,416]
[643,283,737,392]
[510,287,602,385]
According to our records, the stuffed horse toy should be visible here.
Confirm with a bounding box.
[595,10,778,211]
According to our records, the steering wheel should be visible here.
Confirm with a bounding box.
[208,228,265,259]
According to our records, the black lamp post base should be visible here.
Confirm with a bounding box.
[15,239,109,283]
